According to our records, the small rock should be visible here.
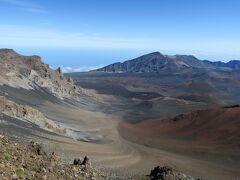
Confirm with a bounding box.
[12,174,18,180]
[61,169,65,175]
[72,166,77,172]
[0,164,5,168]
[48,167,53,172]
[42,167,47,173]
[82,156,90,166]
[42,175,47,180]
[50,160,56,167]
[73,158,82,165]
[50,152,58,161]
[19,167,24,172]
[29,141,45,155]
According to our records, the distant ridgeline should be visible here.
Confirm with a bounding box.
[94,52,240,73]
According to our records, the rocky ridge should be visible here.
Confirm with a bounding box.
[0,96,65,134]
[0,49,82,99]
[0,134,99,180]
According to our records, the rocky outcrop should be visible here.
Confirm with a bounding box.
[0,49,84,99]
[74,156,90,166]
[148,166,195,180]
[0,96,65,134]
[0,134,99,180]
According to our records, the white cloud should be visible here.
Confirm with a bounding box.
[61,65,104,73]
[0,0,47,13]
[0,25,154,49]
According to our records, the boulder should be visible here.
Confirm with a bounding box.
[147,166,196,180]
[73,156,90,166]
[29,141,46,156]
[73,158,82,165]
[82,156,90,166]
[148,166,173,180]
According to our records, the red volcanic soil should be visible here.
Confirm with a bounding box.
[119,106,240,147]
[119,106,240,180]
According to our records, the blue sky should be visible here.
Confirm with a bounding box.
[0,0,240,72]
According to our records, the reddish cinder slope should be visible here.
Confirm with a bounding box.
[119,106,240,147]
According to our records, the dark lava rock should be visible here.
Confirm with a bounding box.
[82,156,90,165]
[73,156,90,166]
[148,166,173,180]
[147,165,196,180]
[73,158,82,165]
[29,141,46,156]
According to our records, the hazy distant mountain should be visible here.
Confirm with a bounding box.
[94,52,240,72]
[203,60,240,70]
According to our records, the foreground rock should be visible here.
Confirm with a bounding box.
[147,166,196,180]
[0,133,197,180]
[0,134,99,180]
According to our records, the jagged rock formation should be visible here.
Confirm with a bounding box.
[0,96,65,134]
[0,49,80,99]
[94,52,240,73]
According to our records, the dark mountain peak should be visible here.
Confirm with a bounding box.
[129,52,165,63]
[142,51,165,58]
[147,51,163,56]
[95,52,204,73]
[95,51,240,73]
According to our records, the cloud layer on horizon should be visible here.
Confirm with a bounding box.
[0,25,153,49]
[0,24,240,61]
[61,65,104,73]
